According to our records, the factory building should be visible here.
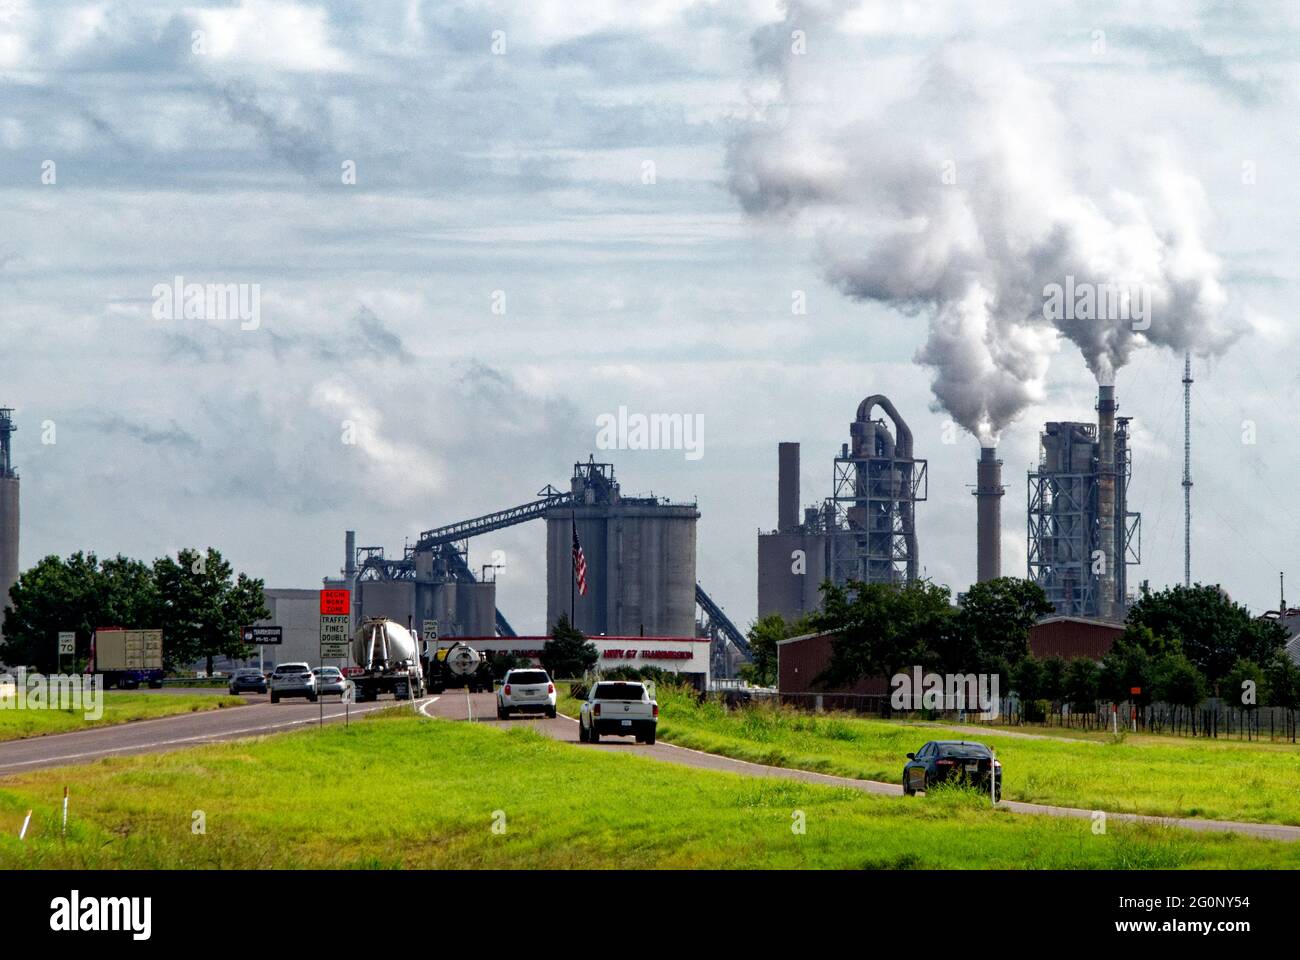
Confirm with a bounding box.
[545,459,699,637]
[0,409,18,639]
[758,395,927,622]
[1027,386,1141,619]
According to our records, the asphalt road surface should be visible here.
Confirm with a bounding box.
[0,693,398,774]
[426,689,1300,843]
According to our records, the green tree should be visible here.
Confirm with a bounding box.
[152,548,267,675]
[1040,655,1067,702]
[1099,636,1154,705]
[1221,657,1267,711]
[811,579,956,689]
[741,612,814,687]
[1127,584,1287,685]
[1063,657,1101,710]
[1011,656,1044,703]
[955,577,1054,671]
[1153,652,1208,708]
[540,613,598,679]
[1263,652,1300,709]
[1,552,156,672]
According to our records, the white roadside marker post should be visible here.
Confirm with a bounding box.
[19,810,32,840]
[62,787,69,837]
[991,749,996,807]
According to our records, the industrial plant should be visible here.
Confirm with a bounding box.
[758,395,928,623]
[342,457,749,675]
[0,382,1151,676]
[1027,385,1141,619]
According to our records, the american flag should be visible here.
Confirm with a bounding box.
[572,526,588,596]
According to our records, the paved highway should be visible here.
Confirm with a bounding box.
[0,693,399,774]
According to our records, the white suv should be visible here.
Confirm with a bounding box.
[496,668,557,719]
[269,662,318,703]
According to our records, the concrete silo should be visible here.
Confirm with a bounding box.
[545,458,698,637]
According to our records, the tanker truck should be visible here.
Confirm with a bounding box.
[351,618,426,702]
[425,640,494,694]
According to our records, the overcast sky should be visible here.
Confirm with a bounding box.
[2,0,1298,633]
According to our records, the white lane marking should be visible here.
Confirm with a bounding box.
[0,699,426,772]
[418,697,442,718]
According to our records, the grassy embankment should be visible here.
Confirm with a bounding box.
[558,687,1300,826]
[1,710,1294,869]
[0,691,243,741]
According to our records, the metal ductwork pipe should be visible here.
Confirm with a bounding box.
[855,395,918,582]
[975,446,1003,583]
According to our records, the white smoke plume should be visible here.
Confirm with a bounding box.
[728,3,1238,441]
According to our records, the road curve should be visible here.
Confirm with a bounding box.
[427,690,1300,843]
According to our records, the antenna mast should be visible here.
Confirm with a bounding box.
[1181,352,1192,588]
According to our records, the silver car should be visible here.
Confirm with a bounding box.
[269,662,317,703]
[312,666,350,698]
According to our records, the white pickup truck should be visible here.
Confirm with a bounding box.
[578,680,658,744]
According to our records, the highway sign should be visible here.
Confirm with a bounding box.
[422,619,438,640]
[319,589,350,615]
[320,614,350,658]
[57,632,75,655]
[242,625,283,645]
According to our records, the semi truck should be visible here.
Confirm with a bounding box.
[425,640,494,694]
[91,628,164,689]
[351,618,426,702]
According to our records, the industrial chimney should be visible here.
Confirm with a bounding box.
[0,409,17,641]
[974,446,1003,582]
[1096,385,1117,620]
[777,442,800,533]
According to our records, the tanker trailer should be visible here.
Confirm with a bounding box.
[351,618,426,702]
[426,640,494,694]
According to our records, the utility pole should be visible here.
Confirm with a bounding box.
[1182,352,1193,588]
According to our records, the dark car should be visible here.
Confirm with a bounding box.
[228,668,268,695]
[902,740,1002,799]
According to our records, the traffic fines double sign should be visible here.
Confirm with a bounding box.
[319,589,351,659]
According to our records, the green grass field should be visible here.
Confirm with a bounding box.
[0,691,244,741]
[559,688,1300,826]
[1,710,1295,869]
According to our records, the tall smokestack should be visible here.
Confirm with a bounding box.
[1097,385,1117,620]
[0,409,17,641]
[975,446,1003,582]
[777,442,800,533]
[344,530,357,582]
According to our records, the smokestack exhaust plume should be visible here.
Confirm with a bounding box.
[777,442,800,533]
[975,446,1003,583]
[1097,386,1117,619]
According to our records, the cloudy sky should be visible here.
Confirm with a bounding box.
[2,0,1298,633]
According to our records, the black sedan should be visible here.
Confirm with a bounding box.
[902,740,1002,799]
[228,668,268,695]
